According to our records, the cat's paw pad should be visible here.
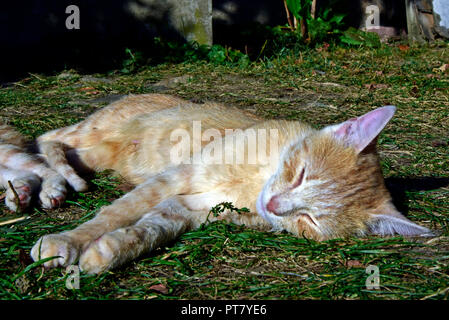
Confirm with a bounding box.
[79,234,119,274]
[30,234,79,268]
[5,180,34,211]
[39,182,67,209]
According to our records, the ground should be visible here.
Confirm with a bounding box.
[0,41,448,300]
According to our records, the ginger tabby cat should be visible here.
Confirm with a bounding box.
[0,94,432,274]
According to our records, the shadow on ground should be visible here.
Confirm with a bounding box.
[385,176,449,214]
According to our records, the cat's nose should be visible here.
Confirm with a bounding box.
[267,195,280,215]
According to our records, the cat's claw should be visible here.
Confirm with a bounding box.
[79,234,119,274]
[30,234,79,268]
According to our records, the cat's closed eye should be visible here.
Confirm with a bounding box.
[292,167,305,189]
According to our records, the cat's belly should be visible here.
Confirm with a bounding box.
[179,191,235,212]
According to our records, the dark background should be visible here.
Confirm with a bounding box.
[0,0,407,83]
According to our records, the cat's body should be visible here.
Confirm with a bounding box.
[1,94,432,274]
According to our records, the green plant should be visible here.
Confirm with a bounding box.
[207,45,250,67]
[283,0,346,43]
[340,27,381,47]
[119,40,250,73]
[308,5,345,42]
[151,38,250,67]
[205,202,250,224]
[121,48,145,74]
[284,0,312,37]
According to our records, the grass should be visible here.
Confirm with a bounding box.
[0,39,448,300]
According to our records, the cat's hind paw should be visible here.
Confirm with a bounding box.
[5,177,39,212]
[30,234,79,268]
[39,176,67,209]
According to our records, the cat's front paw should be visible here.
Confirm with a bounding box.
[30,234,79,268]
[79,234,120,274]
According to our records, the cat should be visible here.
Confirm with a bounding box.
[19,93,432,274]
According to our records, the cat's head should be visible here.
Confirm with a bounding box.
[257,106,433,240]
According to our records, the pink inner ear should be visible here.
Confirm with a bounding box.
[334,119,356,137]
[333,106,396,153]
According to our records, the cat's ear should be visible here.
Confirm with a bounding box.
[324,106,396,153]
[367,205,434,237]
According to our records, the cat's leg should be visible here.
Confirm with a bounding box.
[37,141,88,192]
[79,192,268,274]
[0,144,67,209]
[30,165,198,268]
[79,196,201,274]
[0,164,40,211]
